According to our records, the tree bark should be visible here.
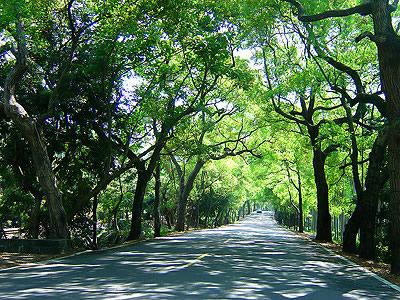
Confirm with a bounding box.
[341,95,364,254]
[388,134,400,273]
[358,129,388,258]
[298,173,304,233]
[174,159,205,232]
[29,196,42,239]
[371,0,400,273]
[153,163,161,238]
[312,148,332,242]
[127,128,165,241]
[128,167,149,240]
[343,204,361,253]
[30,135,68,239]
[92,194,98,249]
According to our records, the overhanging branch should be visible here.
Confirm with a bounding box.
[284,0,372,22]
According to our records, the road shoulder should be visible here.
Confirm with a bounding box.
[289,228,400,290]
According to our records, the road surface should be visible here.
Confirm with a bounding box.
[0,212,399,299]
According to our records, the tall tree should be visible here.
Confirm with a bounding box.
[1,6,68,238]
[284,0,400,274]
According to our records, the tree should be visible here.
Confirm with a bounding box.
[284,0,400,274]
[1,4,68,238]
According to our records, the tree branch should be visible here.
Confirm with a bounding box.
[284,0,372,22]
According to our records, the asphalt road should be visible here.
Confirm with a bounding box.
[0,212,399,299]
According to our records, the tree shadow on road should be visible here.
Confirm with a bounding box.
[0,216,398,299]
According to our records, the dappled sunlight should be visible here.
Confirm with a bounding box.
[0,214,398,299]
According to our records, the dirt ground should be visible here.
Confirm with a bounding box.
[0,253,60,270]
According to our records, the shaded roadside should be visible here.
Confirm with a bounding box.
[292,229,400,288]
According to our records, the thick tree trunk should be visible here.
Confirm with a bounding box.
[388,132,400,273]
[29,196,42,239]
[29,130,68,239]
[359,130,388,259]
[359,192,378,259]
[128,169,149,240]
[175,196,187,232]
[128,132,165,241]
[371,0,400,274]
[153,163,161,238]
[4,101,68,239]
[175,160,205,232]
[343,204,361,253]
[312,148,332,242]
[225,209,231,225]
[165,213,172,229]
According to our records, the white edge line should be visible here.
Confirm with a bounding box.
[0,238,150,273]
[316,243,400,293]
[275,217,400,294]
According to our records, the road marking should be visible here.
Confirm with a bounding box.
[183,253,209,268]
[159,253,209,273]
[321,246,400,293]
[278,223,400,293]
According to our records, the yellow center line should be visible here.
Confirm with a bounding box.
[159,253,209,273]
[183,253,209,268]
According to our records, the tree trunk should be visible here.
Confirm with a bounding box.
[3,20,68,239]
[343,204,361,253]
[29,196,42,239]
[8,118,68,239]
[128,168,149,240]
[312,148,332,242]
[153,163,161,238]
[175,160,205,232]
[388,134,400,273]
[298,174,304,233]
[29,134,68,239]
[165,213,172,229]
[371,0,400,274]
[92,194,98,249]
[175,195,187,232]
[225,209,230,224]
[341,95,363,253]
[127,131,165,241]
[359,129,388,259]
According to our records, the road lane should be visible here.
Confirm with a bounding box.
[0,212,399,299]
